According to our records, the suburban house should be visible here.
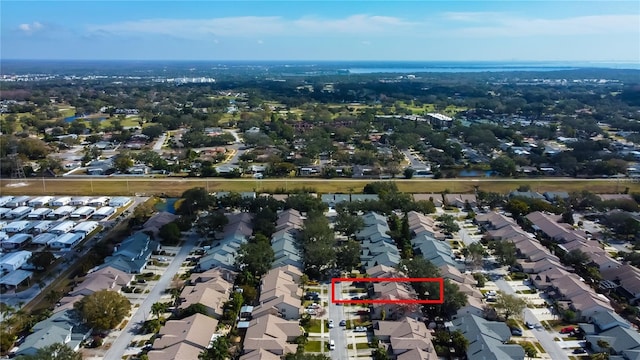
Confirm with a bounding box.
[178,270,234,319]
[100,232,159,273]
[70,266,132,297]
[373,317,437,360]
[450,314,525,360]
[253,265,303,320]
[585,325,640,355]
[148,313,219,360]
[197,213,252,271]
[602,265,640,304]
[240,314,302,359]
[15,309,92,357]
[444,193,477,208]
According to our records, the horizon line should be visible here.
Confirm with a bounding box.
[1,59,639,63]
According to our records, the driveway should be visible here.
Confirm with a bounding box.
[103,231,199,360]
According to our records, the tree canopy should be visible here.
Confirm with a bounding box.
[74,290,131,332]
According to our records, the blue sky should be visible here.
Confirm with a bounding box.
[1,1,639,61]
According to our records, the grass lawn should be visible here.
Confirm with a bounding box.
[307,319,322,333]
[304,341,322,352]
[347,343,370,350]
[2,178,637,197]
[534,342,545,353]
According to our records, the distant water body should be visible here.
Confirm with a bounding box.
[345,61,640,74]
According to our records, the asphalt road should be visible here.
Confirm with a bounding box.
[493,278,569,360]
[328,282,348,360]
[103,231,198,360]
[8,177,631,183]
[152,132,167,152]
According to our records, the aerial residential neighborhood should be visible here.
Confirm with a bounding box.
[1,0,640,358]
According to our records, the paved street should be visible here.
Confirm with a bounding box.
[102,231,198,360]
[493,278,568,360]
[327,281,349,360]
[152,132,167,152]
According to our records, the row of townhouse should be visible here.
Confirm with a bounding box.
[526,211,621,271]
[147,267,238,360]
[197,213,253,271]
[240,265,304,359]
[408,211,486,319]
[356,212,401,271]
[476,209,640,351]
[317,193,476,209]
[477,211,617,322]
[271,209,304,269]
[16,266,132,357]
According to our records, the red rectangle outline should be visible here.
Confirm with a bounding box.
[330,277,444,304]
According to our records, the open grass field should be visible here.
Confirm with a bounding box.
[1,178,638,197]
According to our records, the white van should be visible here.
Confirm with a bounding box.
[329,340,335,350]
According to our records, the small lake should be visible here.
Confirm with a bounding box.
[457,170,495,177]
[64,116,106,123]
[155,198,178,214]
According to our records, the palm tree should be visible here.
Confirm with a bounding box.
[151,302,168,320]
[199,336,230,360]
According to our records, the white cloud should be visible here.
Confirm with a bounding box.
[84,12,639,41]
[442,13,639,37]
[86,14,415,38]
[17,21,44,34]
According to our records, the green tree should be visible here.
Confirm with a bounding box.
[491,155,516,177]
[438,280,469,316]
[436,214,460,234]
[236,239,275,278]
[336,240,361,272]
[521,342,538,359]
[400,258,440,298]
[490,240,517,267]
[564,249,590,268]
[151,302,169,320]
[159,222,181,245]
[492,292,527,321]
[199,336,230,360]
[451,329,470,354]
[74,290,131,332]
[371,347,391,360]
[301,214,336,275]
[466,242,486,269]
[403,167,415,179]
[16,343,82,360]
[178,187,214,215]
[113,152,133,172]
[334,211,365,238]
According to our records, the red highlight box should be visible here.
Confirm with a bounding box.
[330,277,445,305]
